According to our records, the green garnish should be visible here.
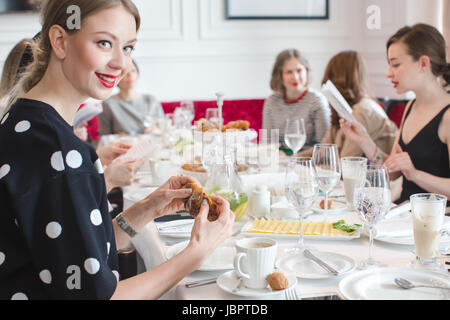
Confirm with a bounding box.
[332,220,362,233]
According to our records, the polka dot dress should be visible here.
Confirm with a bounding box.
[0,99,119,300]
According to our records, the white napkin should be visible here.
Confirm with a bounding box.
[384,202,411,220]
[157,220,194,236]
[118,137,156,160]
[131,221,167,270]
[375,217,450,239]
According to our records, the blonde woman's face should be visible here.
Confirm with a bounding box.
[62,6,137,101]
[282,58,308,93]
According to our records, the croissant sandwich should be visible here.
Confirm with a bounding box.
[184,182,220,221]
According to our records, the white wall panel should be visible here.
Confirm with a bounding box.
[0,0,411,101]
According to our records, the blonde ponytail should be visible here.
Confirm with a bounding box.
[7,35,51,110]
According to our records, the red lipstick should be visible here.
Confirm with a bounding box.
[95,73,119,89]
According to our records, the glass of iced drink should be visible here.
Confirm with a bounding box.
[341,157,367,210]
[410,193,449,272]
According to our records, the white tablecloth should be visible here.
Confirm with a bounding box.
[119,162,449,300]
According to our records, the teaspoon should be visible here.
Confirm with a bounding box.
[394,277,450,290]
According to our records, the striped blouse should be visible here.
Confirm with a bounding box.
[262,88,331,151]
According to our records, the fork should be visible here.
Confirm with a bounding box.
[285,288,299,300]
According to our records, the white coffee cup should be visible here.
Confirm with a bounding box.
[233,238,277,289]
[149,158,176,186]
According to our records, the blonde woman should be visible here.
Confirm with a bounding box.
[298,51,397,158]
[0,0,233,300]
[263,48,331,154]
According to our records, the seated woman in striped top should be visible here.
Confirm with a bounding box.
[262,48,331,155]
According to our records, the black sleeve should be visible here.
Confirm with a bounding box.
[14,171,118,300]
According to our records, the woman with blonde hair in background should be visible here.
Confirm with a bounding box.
[298,50,397,157]
[0,0,233,300]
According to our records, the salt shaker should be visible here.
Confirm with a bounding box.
[250,185,271,218]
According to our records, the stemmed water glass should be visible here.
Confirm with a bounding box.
[205,108,220,124]
[285,157,318,252]
[312,144,341,222]
[284,119,306,156]
[354,164,391,269]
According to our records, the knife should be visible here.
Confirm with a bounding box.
[303,249,339,276]
[185,277,217,288]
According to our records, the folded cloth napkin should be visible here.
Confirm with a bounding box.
[384,202,411,220]
[157,220,194,236]
[131,221,167,270]
[374,217,450,239]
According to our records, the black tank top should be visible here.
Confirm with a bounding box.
[397,100,450,204]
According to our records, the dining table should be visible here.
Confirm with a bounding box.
[112,132,450,301]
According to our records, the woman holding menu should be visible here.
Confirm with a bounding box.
[341,24,450,203]
[298,50,397,158]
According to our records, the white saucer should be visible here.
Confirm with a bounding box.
[311,198,347,215]
[276,251,356,279]
[216,271,297,297]
[166,239,235,271]
[339,267,450,300]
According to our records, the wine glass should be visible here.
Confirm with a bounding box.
[285,157,318,252]
[354,164,391,269]
[312,144,341,222]
[180,100,195,126]
[205,108,220,124]
[284,119,306,156]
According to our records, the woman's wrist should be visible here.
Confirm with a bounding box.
[121,198,155,233]
[360,137,377,160]
[184,240,207,271]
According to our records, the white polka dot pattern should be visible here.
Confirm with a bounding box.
[50,151,65,172]
[39,270,52,284]
[94,159,104,174]
[84,258,100,275]
[45,222,62,239]
[90,209,102,226]
[11,292,28,300]
[14,120,31,133]
[0,251,5,266]
[0,164,10,180]
[65,150,83,169]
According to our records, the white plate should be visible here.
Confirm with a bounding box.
[339,267,450,300]
[157,220,194,238]
[166,240,235,271]
[276,251,356,279]
[311,198,347,214]
[216,270,297,297]
[241,221,360,241]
